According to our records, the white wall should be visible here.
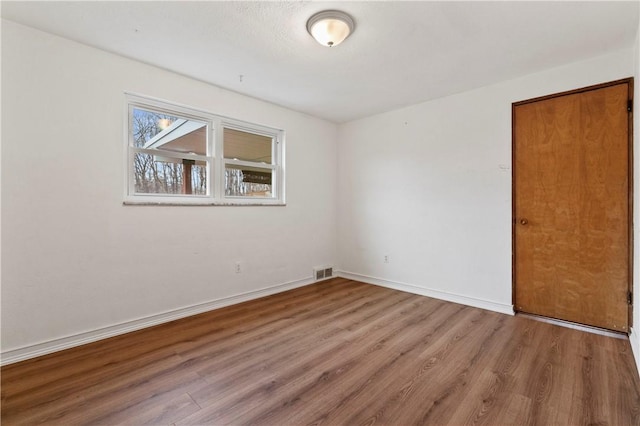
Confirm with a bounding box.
[1,20,338,361]
[337,48,635,314]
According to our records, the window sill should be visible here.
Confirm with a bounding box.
[123,200,286,207]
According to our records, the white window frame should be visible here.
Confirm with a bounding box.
[124,93,285,206]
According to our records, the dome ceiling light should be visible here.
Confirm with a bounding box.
[306,10,355,47]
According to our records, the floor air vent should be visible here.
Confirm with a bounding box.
[314,266,333,281]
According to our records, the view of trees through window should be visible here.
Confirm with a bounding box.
[127,95,284,204]
[132,108,208,195]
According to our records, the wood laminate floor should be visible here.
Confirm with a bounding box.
[2,278,640,425]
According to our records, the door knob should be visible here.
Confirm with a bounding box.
[520,218,529,225]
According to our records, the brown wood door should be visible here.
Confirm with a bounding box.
[513,79,633,332]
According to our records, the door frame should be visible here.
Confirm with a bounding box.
[511,77,634,330]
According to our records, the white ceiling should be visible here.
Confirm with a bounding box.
[2,1,639,123]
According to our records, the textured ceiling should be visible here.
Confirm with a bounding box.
[2,1,639,123]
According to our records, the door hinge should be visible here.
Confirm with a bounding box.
[628,291,633,305]
[628,100,633,112]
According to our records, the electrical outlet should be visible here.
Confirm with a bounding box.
[235,261,241,273]
[384,255,389,263]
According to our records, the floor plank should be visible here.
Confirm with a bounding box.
[2,278,639,425]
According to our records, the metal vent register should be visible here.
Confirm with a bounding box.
[314,267,333,281]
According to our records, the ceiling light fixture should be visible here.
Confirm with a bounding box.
[307,10,355,47]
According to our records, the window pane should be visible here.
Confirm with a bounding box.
[132,108,208,155]
[225,165,273,197]
[223,128,273,164]
[134,153,207,195]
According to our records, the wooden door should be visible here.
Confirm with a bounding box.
[513,79,633,332]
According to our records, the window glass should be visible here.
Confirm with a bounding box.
[223,128,273,164]
[133,108,207,155]
[225,165,273,198]
[134,153,208,195]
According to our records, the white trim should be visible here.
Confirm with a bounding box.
[132,147,211,163]
[0,276,314,366]
[224,158,276,170]
[631,327,640,376]
[337,271,514,316]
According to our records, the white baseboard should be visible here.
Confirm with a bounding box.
[337,271,514,316]
[0,276,315,366]
[630,327,640,376]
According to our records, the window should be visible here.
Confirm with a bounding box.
[129,106,211,197]
[125,94,284,205]
[223,127,275,197]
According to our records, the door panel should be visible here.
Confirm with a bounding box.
[513,81,631,332]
